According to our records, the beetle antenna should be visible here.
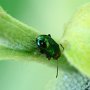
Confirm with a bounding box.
[56,59,58,78]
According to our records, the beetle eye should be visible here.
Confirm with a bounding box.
[39,40,47,48]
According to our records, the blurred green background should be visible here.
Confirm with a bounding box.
[0,0,90,90]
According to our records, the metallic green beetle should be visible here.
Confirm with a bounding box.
[36,34,64,78]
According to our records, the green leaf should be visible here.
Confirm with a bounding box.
[0,6,42,61]
[63,3,90,77]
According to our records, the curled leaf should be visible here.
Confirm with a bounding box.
[63,3,90,77]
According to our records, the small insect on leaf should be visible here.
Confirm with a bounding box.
[36,34,64,78]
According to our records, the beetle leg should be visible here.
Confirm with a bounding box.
[56,59,58,78]
[48,34,51,37]
[46,54,51,60]
[60,44,64,51]
[48,57,51,60]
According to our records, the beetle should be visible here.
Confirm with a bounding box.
[36,34,64,78]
